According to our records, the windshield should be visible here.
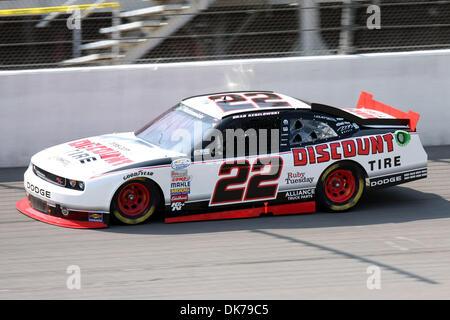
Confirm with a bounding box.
[135,103,218,154]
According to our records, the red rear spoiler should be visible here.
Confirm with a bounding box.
[356,91,420,131]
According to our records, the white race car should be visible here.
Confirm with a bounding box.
[17,91,427,228]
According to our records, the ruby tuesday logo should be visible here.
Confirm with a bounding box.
[292,134,394,166]
[285,172,314,184]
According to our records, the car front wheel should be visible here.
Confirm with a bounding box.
[112,179,159,225]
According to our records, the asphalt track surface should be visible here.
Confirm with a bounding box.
[0,146,449,300]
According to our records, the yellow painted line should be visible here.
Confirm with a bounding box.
[0,3,120,16]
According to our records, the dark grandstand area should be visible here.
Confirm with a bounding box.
[0,0,450,69]
[0,13,113,68]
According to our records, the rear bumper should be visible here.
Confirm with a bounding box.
[16,197,108,229]
[368,167,427,189]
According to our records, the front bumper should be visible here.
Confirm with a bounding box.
[18,165,110,229]
[16,196,108,229]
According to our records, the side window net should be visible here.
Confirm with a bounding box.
[289,119,337,145]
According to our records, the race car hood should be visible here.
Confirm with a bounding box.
[30,132,184,180]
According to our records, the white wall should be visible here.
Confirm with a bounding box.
[1,49,449,168]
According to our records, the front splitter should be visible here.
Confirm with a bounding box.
[16,198,108,229]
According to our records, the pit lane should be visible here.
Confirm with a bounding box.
[0,145,449,299]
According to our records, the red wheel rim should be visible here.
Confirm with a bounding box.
[324,169,356,203]
[118,183,150,216]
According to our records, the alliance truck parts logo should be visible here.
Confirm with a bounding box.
[292,134,395,166]
[284,188,315,201]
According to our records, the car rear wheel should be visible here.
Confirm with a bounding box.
[317,162,365,212]
[112,179,159,225]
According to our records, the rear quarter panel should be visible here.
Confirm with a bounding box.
[290,131,427,188]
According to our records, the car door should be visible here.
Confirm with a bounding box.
[206,113,284,208]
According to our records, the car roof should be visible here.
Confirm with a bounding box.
[181,91,311,119]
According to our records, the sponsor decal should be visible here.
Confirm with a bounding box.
[394,130,411,147]
[336,123,356,135]
[314,114,337,122]
[172,175,191,182]
[368,156,401,171]
[68,139,133,166]
[26,182,51,199]
[108,141,131,152]
[122,170,153,181]
[284,172,314,185]
[285,188,315,201]
[170,181,191,189]
[170,187,190,196]
[171,194,188,202]
[88,213,103,222]
[171,202,185,211]
[171,169,188,178]
[170,169,191,201]
[171,158,191,171]
[292,134,394,166]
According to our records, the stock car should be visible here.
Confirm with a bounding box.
[16,91,428,228]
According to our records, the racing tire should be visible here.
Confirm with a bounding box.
[112,179,159,225]
[316,162,365,212]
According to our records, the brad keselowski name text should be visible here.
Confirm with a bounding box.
[292,134,394,166]
[68,139,133,166]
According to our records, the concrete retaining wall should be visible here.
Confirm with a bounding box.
[1,49,449,167]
